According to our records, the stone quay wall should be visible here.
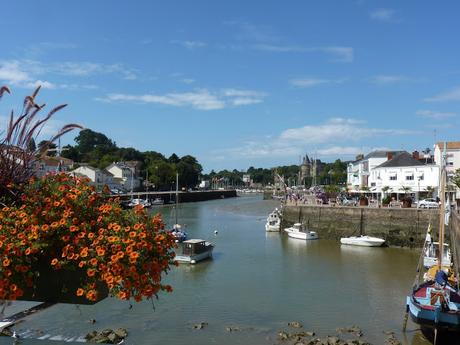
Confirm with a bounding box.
[282,205,441,247]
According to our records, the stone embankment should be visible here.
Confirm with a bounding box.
[282,205,441,247]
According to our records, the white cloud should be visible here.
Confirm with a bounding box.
[279,118,412,144]
[0,59,136,90]
[290,78,345,88]
[424,87,460,102]
[370,75,412,84]
[416,109,457,119]
[216,118,415,159]
[181,78,195,84]
[253,44,354,63]
[0,60,56,89]
[97,88,266,111]
[171,40,207,49]
[370,8,396,22]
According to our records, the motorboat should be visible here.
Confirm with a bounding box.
[151,197,164,205]
[170,224,187,243]
[265,208,281,232]
[175,239,214,264]
[284,223,318,240]
[340,235,385,247]
[128,198,151,208]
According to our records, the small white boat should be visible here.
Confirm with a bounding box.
[340,235,385,247]
[151,197,164,205]
[265,208,281,232]
[284,223,318,240]
[175,239,214,264]
[128,198,151,208]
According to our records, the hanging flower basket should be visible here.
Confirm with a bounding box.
[0,174,176,304]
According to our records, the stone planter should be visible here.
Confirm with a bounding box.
[18,254,108,305]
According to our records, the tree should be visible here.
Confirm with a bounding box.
[38,140,58,157]
[176,155,203,188]
[451,169,460,190]
[147,161,176,191]
[168,153,180,164]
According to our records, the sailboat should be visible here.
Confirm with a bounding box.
[170,173,187,243]
[405,144,460,339]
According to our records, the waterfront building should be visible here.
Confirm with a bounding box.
[71,165,114,190]
[434,141,460,203]
[105,162,141,191]
[347,151,403,192]
[371,152,439,200]
[35,156,74,177]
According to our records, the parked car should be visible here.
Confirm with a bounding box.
[417,198,439,209]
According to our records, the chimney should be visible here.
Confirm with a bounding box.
[356,154,364,161]
[386,152,393,161]
[412,150,420,160]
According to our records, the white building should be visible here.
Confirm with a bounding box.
[71,165,114,190]
[35,156,74,178]
[105,162,141,191]
[372,152,439,199]
[434,142,460,201]
[347,151,403,191]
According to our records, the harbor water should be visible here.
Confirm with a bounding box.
[3,196,432,345]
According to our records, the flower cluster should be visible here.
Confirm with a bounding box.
[0,173,176,302]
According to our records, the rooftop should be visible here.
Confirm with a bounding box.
[436,142,460,150]
[375,152,425,168]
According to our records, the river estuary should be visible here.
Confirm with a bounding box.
[2,195,433,345]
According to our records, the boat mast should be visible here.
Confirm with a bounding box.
[438,143,447,270]
[175,172,179,225]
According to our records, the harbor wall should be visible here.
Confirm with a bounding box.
[282,205,440,247]
[123,190,237,204]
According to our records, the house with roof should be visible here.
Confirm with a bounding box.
[35,156,74,178]
[371,152,439,198]
[347,151,403,192]
[71,165,114,190]
[105,162,141,191]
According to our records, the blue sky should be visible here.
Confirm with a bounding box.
[1,1,460,172]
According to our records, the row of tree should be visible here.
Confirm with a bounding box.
[60,129,349,190]
[202,160,349,187]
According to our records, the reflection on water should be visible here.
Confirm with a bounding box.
[4,196,434,345]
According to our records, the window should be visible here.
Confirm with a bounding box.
[371,182,376,187]
[406,175,414,181]
[390,174,397,181]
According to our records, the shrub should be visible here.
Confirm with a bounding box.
[0,173,176,302]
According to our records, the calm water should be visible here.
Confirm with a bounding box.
[2,196,433,345]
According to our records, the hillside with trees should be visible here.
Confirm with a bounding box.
[62,129,202,190]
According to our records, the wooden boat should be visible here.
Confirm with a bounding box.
[265,208,281,232]
[405,144,460,340]
[340,235,385,247]
[284,223,318,240]
[175,239,214,264]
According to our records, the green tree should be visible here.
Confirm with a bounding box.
[38,140,57,157]
[451,169,460,190]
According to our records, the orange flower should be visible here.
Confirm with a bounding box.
[96,248,105,256]
[129,231,137,238]
[25,248,31,255]
[70,225,78,232]
[113,224,121,232]
[133,223,141,230]
[87,268,96,277]
[76,288,84,296]
[53,201,61,207]
[90,258,98,266]
[51,258,58,266]
[51,221,59,228]
[41,224,49,231]
[2,259,10,267]
[78,261,86,268]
